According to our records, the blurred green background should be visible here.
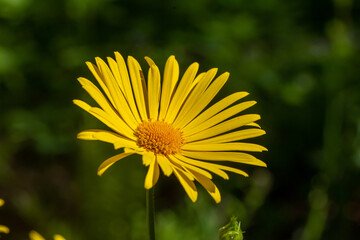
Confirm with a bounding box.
[1,0,359,239]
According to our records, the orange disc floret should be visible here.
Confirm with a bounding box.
[134,120,185,156]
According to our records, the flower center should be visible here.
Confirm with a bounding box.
[134,120,185,156]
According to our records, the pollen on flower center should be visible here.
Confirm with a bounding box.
[134,120,185,156]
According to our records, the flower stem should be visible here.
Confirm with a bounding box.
[146,188,155,240]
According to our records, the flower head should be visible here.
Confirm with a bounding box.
[74,52,267,203]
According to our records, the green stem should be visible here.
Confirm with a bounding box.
[146,188,155,240]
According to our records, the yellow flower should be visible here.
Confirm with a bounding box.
[29,230,66,240]
[74,52,267,203]
[0,198,10,235]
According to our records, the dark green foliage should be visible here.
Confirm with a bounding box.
[0,0,359,239]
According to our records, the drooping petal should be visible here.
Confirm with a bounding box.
[168,155,212,179]
[144,158,160,189]
[157,155,173,176]
[173,167,198,202]
[191,170,221,203]
[142,154,155,166]
[174,154,229,179]
[97,152,134,176]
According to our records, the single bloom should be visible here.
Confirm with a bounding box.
[0,198,10,235]
[29,230,66,240]
[74,52,267,203]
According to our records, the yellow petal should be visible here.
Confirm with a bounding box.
[191,171,221,203]
[144,56,156,66]
[185,114,261,142]
[190,72,206,88]
[173,68,218,128]
[77,130,137,148]
[127,56,148,120]
[157,156,173,176]
[89,108,135,140]
[73,100,135,140]
[159,55,179,120]
[95,57,122,105]
[0,198,4,207]
[182,142,268,152]
[29,231,45,240]
[146,60,161,120]
[107,56,125,94]
[189,128,266,144]
[168,161,195,181]
[142,154,154,166]
[86,62,115,107]
[181,151,267,167]
[176,154,249,177]
[78,76,139,129]
[114,52,142,123]
[165,62,199,123]
[246,122,261,128]
[97,58,141,127]
[174,154,229,179]
[168,155,212,179]
[144,159,160,189]
[216,165,249,177]
[77,77,119,122]
[176,72,229,129]
[173,168,198,202]
[54,234,66,240]
[182,92,248,133]
[97,152,134,176]
[184,100,257,137]
[0,225,9,234]
[192,171,214,192]
[123,147,149,154]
